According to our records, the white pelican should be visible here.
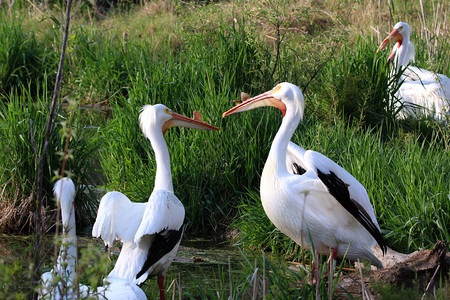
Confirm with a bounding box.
[378,22,450,120]
[40,178,90,299]
[92,104,219,300]
[41,178,147,300]
[223,82,387,273]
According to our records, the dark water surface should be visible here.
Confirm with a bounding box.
[0,234,251,298]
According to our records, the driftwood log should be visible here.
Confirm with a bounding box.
[337,241,449,298]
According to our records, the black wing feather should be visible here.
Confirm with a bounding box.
[316,169,387,254]
[136,227,183,280]
[292,162,307,175]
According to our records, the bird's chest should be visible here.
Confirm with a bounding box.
[260,172,303,231]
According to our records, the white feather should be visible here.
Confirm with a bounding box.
[96,277,147,300]
[134,190,185,243]
[92,191,146,246]
[287,142,380,229]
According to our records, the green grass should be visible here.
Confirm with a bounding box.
[0,83,100,229]
[1,235,351,299]
[0,12,57,99]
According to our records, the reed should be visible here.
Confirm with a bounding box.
[0,83,100,230]
[0,12,57,99]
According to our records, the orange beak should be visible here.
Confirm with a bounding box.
[377,28,403,63]
[377,28,403,52]
[222,89,286,118]
[163,111,220,135]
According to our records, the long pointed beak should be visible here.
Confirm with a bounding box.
[222,90,286,118]
[163,111,220,134]
[377,28,401,53]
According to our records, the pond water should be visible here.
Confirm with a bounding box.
[0,234,259,299]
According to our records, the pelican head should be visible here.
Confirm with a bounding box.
[53,178,76,228]
[139,104,220,138]
[378,22,411,53]
[222,82,305,118]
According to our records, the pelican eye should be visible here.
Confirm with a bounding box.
[398,26,403,32]
[272,85,282,93]
[164,108,172,115]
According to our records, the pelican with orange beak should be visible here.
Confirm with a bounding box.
[377,22,415,66]
[223,83,387,280]
[93,104,219,300]
[377,22,449,120]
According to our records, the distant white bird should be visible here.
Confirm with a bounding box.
[40,178,147,300]
[92,104,219,300]
[378,22,450,120]
[39,178,89,299]
[223,83,387,276]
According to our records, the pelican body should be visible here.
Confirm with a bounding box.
[92,104,219,299]
[223,83,387,269]
[378,22,450,120]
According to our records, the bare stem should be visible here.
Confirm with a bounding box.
[32,0,74,298]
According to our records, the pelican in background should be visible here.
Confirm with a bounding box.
[378,22,450,120]
[40,178,147,299]
[223,83,387,278]
[40,178,89,299]
[92,104,219,300]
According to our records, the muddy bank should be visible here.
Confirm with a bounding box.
[336,241,449,299]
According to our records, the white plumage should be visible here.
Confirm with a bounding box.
[223,83,387,272]
[39,178,89,299]
[96,277,147,300]
[92,104,219,299]
[378,22,450,120]
[134,190,185,245]
[285,142,383,265]
[40,178,145,300]
[92,190,184,285]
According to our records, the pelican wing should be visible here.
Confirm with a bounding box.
[134,189,185,244]
[135,227,183,280]
[92,191,146,246]
[399,67,450,119]
[287,142,387,253]
[286,142,308,175]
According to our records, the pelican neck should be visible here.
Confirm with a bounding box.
[266,110,301,175]
[395,33,411,70]
[60,202,77,279]
[148,128,174,193]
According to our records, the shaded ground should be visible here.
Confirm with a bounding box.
[336,241,450,299]
[1,234,449,298]
[0,234,247,297]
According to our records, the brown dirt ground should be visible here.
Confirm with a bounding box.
[335,241,449,299]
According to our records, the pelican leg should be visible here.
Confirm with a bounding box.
[311,261,317,285]
[311,248,338,285]
[158,274,166,300]
[311,251,318,285]
[327,248,338,272]
[325,248,338,286]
